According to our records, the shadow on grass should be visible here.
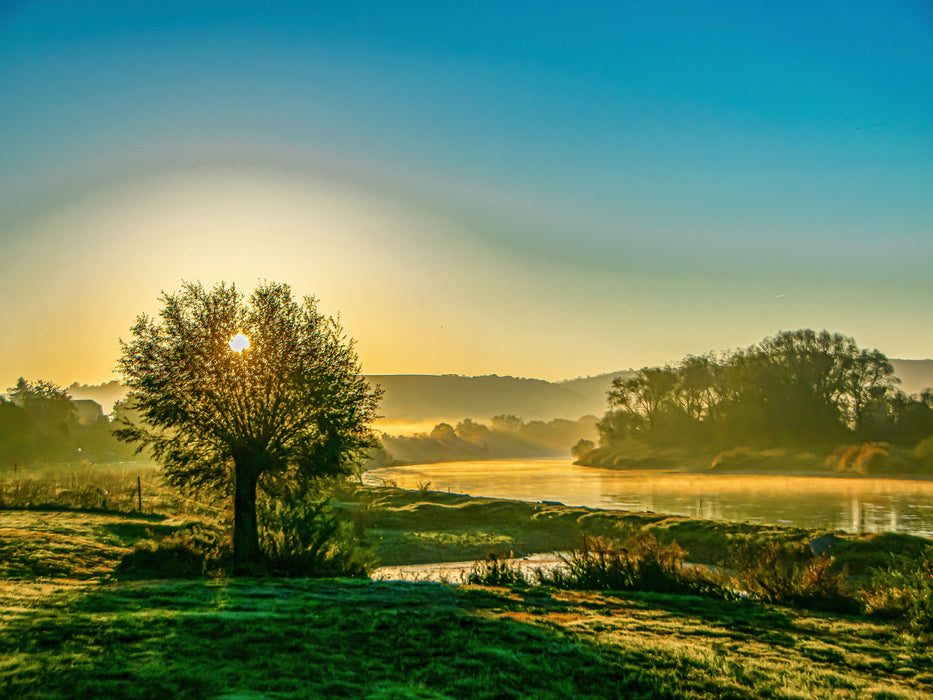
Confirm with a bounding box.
[97,521,187,548]
[0,505,168,520]
[617,589,794,631]
[0,579,674,700]
[0,509,178,580]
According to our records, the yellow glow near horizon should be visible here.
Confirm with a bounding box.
[229,334,250,352]
[1,166,929,390]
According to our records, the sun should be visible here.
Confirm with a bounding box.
[229,333,250,352]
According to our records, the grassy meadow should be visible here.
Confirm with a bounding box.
[2,463,933,698]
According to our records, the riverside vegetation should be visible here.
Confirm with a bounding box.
[3,461,933,698]
[579,330,933,477]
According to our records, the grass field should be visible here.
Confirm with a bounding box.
[2,466,933,698]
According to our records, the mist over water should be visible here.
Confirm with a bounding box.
[365,459,933,538]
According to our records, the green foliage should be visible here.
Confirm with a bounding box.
[467,552,527,587]
[116,281,381,490]
[115,280,381,574]
[0,378,135,465]
[591,329,933,468]
[113,527,223,579]
[864,546,933,635]
[911,436,933,464]
[734,539,858,612]
[378,414,598,464]
[539,533,717,596]
[570,437,596,459]
[258,486,375,578]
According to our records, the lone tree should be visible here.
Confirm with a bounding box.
[116,281,381,574]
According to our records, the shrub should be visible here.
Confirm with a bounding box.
[113,527,221,579]
[863,546,933,635]
[258,489,375,578]
[467,553,527,587]
[852,443,891,474]
[570,438,596,460]
[710,447,752,471]
[734,539,857,612]
[826,442,915,475]
[538,533,715,595]
[910,436,933,465]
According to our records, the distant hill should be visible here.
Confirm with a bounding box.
[59,360,932,424]
[368,373,629,423]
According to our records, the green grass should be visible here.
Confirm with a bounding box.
[4,474,933,698]
[0,578,675,699]
[0,460,204,514]
[2,569,932,698]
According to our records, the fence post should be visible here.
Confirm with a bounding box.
[137,476,143,512]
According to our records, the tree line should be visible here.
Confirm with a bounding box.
[374,414,598,465]
[0,378,136,466]
[596,330,933,451]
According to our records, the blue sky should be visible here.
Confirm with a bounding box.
[1,1,931,384]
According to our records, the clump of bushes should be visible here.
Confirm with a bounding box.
[824,442,927,475]
[710,447,753,471]
[862,546,933,635]
[467,553,527,587]
[468,533,720,596]
[544,533,704,594]
[258,488,376,578]
[463,522,933,637]
[827,442,888,474]
[733,538,857,612]
[910,436,933,466]
[114,525,224,579]
[710,448,823,472]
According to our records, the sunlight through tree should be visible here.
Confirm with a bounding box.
[115,281,381,575]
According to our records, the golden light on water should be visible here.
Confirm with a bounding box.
[229,333,250,352]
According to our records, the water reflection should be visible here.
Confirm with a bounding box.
[364,459,933,538]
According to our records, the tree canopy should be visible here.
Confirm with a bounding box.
[0,378,124,465]
[597,329,929,452]
[115,281,381,574]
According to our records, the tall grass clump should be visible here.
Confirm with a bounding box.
[258,488,375,578]
[467,552,528,587]
[734,539,857,612]
[863,545,933,635]
[540,533,717,595]
[113,526,224,579]
[0,461,182,513]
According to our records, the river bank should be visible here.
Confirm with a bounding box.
[364,459,933,539]
[577,441,933,478]
[342,484,931,579]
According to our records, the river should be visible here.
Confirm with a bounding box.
[363,459,933,538]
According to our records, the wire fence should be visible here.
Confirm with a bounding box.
[0,462,227,518]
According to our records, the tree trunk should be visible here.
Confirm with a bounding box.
[233,461,262,576]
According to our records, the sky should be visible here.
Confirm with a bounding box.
[1,1,931,386]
